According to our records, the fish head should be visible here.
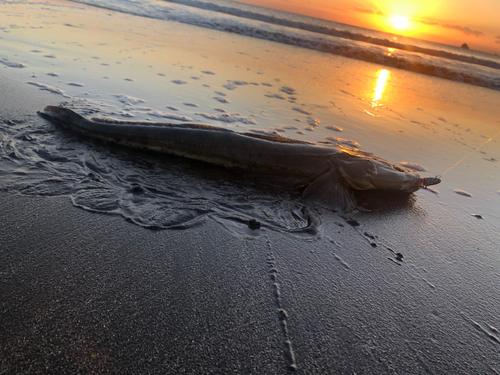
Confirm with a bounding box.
[329,148,422,193]
[421,176,441,187]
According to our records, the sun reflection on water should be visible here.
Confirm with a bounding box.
[364,69,390,117]
[373,69,389,103]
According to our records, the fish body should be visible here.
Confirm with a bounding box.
[38,106,437,209]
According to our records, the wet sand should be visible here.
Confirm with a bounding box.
[2,77,500,373]
[2,1,500,373]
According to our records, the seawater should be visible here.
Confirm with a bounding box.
[67,0,500,91]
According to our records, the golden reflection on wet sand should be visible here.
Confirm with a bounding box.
[364,69,389,117]
[373,69,389,103]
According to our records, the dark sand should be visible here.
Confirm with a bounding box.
[2,76,500,374]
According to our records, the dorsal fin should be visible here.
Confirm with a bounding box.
[241,132,312,144]
[90,117,234,132]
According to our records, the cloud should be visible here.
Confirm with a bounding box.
[412,18,439,26]
[496,35,500,39]
[412,17,484,37]
[354,7,385,16]
[441,24,484,37]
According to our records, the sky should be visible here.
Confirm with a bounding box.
[235,0,500,54]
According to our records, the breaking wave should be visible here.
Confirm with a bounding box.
[67,0,500,91]
[163,0,500,71]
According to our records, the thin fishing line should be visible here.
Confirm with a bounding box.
[438,129,500,177]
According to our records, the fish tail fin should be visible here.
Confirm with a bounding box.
[303,167,356,211]
[38,106,85,127]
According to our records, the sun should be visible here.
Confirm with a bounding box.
[392,15,409,30]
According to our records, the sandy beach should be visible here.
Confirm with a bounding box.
[1,1,500,373]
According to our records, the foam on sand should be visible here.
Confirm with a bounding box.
[292,107,312,115]
[280,86,296,95]
[196,112,257,124]
[214,96,229,103]
[307,117,320,127]
[114,94,146,105]
[27,81,67,96]
[150,111,193,121]
[400,162,427,171]
[326,125,342,132]
[265,94,285,100]
[455,189,473,197]
[326,137,360,148]
[0,58,25,68]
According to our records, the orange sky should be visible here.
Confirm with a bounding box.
[235,0,500,54]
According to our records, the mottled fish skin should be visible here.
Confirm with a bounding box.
[38,106,430,208]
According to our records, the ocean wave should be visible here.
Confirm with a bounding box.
[162,0,500,71]
[67,0,500,91]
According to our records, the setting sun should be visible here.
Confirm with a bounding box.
[392,15,409,29]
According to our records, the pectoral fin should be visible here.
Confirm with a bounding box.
[303,167,356,211]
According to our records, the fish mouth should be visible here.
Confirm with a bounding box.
[419,176,442,187]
